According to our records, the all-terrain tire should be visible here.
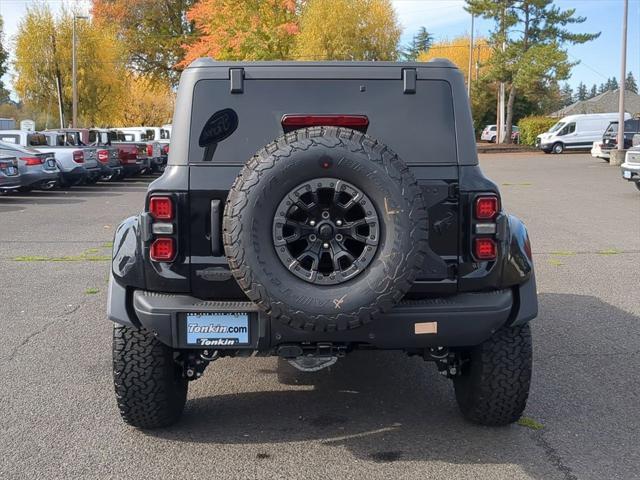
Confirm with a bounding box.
[112,324,187,429]
[223,126,428,332]
[453,324,532,426]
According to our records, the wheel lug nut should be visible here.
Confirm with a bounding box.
[309,234,317,242]
[322,211,330,219]
[336,220,343,226]
[309,220,316,226]
[323,242,330,249]
[335,234,343,242]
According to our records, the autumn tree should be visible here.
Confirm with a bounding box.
[467,0,599,143]
[403,27,433,61]
[0,15,10,103]
[92,0,197,86]
[113,75,174,127]
[181,0,299,65]
[14,4,127,127]
[418,36,492,84]
[294,0,401,61]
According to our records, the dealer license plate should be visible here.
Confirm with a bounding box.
[185,312,250,346]
[623,170,632,179]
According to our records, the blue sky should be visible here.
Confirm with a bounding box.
[1,0,639,98]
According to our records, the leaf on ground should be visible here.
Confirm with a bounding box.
[85,288,100,295]
[517,417,544,430]
[597,248,620,255]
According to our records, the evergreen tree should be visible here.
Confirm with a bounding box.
[466,0,599,143]
[403,27,433,61]
[560,83,573,106]
[576,82,588,101]
[625,71,638,94]
[607,77,619,91]
[589,84,597,98]
[598,82,607,94]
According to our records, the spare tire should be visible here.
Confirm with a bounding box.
[223,127,427,332]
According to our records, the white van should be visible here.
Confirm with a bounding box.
[536,113,629,154]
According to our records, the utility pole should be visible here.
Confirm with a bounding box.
[72,15,88,128]
[617,0,628,152]
[496,2,507,144]
[50,34,64,129]
[468,13,474,97]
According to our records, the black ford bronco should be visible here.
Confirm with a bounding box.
[108,59,537,429]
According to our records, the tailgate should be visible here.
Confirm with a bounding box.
[186,68,461,299]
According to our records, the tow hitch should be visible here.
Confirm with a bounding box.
[277,343,347,372]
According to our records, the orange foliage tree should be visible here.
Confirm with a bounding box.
[418,36,492,84]
[181,0,299,65]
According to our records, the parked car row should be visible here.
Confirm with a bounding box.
[480,124,519,143]
[0,125,171,193]
[591,116,640,161]
[621,137,640,192]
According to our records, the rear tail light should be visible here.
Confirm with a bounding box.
[475,195,498,219]
[147,144,153,157]
[150,237,175,262]
[97,150,109,163]
[149,196,173,220]
[23,156,44,166]
[474,238,497,260]
[162,144,169,155]
[281,114,369,132]
[72,150,84,163]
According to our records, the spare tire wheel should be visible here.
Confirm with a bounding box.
[223,127,428,332]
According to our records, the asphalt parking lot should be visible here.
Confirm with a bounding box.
[0,152,638,479]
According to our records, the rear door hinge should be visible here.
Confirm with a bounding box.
[230,68,244,94]
[448,183,459,199]
[403,68,417,94]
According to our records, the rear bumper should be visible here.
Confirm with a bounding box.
[621,162,640,182]
[108,273,537,351]
[60,166,87,185]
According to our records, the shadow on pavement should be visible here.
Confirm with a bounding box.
[141,293,640,478]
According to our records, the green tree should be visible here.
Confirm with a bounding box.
[0,15,9,103]
[606,77,619,91]
[294,0,401,60]
[403,26,433,61]
[560,83,573,106]
[93,0,198,87]
[625,72,637,93]
[466,0,600,143]
[14,4,127,127]
[589,84,597,98]
[576,82,588,101]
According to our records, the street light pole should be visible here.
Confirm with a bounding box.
[467,13,474,97]
[617,0,628,152]
[72,15,88,128]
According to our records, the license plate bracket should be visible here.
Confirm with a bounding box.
[183,312,251,347]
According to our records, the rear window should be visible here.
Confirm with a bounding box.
[625,119,640,132]
[161,129,170,140]
[27,133,48,146]
[189,79,457,164]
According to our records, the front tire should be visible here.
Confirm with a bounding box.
[552,142,564,154]
[634,182,640,192]
[113,325,188,429]
[453,324,532,426]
